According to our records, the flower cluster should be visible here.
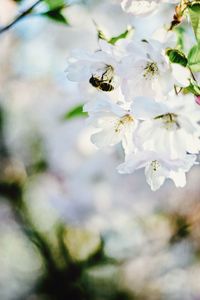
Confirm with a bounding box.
[66,1,200,191]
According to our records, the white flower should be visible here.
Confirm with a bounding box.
[66,40,123,93]
[123,39,170,99]
[171,63,191,88]
[121,0,159,16]
[152,27,176,46]
[84,96,137,154]
[121,0,179,16]
[134,94,200,159]
[120,39,191,100]
[118,151,197,191]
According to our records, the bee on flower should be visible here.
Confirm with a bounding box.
[65,15,200,191]
[66,40,125,95]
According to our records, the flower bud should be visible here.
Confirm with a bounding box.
[195,96,200,105]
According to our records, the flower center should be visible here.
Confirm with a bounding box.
[143,61,159,79]
[150,160,160,172]
[155,113,180,131]
[115,114,134,133]
[89,64,114,92]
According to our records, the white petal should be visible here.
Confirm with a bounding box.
[170,130,187,159]
[172,64,191,87]
[117,151,155,174]
[132,96,168,120]
[169,171,186,188]
[66,62,90,82]
[178,115,198,134]
[84,98,125,116]
[161,154,196,172]
[121,0,158,16]
[182,154,197,171]
[145,164,165,191]
[122,121,137,155]
[91,128,122,148]
[185,133,200,154]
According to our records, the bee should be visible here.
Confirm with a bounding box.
[89,76,114,92]
[89,65,114,92]
[100,81,114,92]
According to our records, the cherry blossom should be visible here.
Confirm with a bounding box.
[121,0,179,16]
[118,151,196,191]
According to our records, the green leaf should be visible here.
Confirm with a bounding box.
[183,79,200,96]
[166,48,188,67]
[62,104,88,120]
[97,29,108,42]
[183,84,200,95]
[92,21,108,42]
[41,7,69,24]
[187,43,200,72]
[108,26,134,45]
[95,24,133,45]
[175,26,185,51]
[12,0,24,3]
[188,3,200,42]
[44,0,66,9]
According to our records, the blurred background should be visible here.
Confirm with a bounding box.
[0,1,200,299]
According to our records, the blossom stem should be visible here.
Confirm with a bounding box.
[189,67,196,82]
[0,0,43,35]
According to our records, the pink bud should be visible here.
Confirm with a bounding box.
[195,96,200,105]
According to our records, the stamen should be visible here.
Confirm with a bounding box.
[150,160,160,172]
[143,61,159,79]
[154,113,180,130]
[115,114,134,133]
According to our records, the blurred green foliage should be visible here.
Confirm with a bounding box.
[6,0,69,32]
[62,104,88,120]
[0,104,134,300]
[188,3,200,42]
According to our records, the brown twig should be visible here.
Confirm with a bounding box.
[0,0,43,35]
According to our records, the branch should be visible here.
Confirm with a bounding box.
[0,0,43,35]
